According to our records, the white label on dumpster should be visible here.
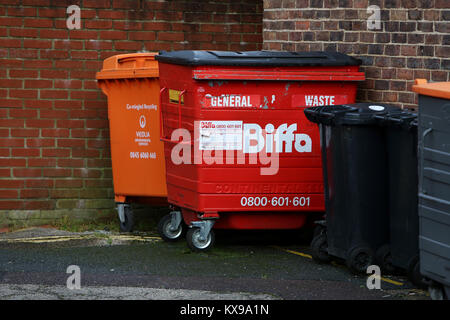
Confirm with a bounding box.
[198,121,312,154]
[292,94,349,107]
[199,121,243,150]
[203,94,260,108]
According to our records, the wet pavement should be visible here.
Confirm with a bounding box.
[0,227,430,300]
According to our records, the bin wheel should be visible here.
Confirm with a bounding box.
[313,225,326,239]
[346,246,374,274]
[310,233,331,264]
[157,214,185,242]
[375,244,396,275]
[407,256,427,290]
[119,206,134,233]
[186,227,215,252]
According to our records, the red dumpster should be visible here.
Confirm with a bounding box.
[155,51,365,251]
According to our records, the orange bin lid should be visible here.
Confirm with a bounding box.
[412,79,450,100]
[96,52,159,80]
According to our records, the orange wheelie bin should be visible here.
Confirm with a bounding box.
[96,53,168,232]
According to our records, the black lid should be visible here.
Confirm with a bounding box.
[337,103,403,125]
[304,105,356,125]
[304,103,403,126]
[375,110,418,129]
[155,50,362,67]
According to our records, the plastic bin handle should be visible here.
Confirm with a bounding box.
[374,114,404,124]
[389,117,403,123]
[117,54,155,69]
[316,107,337,126]
[373,114,387,121]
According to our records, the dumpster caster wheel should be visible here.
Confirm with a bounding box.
[186,228,215,252]
[311,233,331,264]
[119,205,134,233]
[158,212,185,242]
[407,256,427,290]
[346,246,374,274]
[313,225,326,239]
[375,244,396,275]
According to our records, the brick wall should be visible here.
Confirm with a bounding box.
[263,0,449,110]
[0,0,263,227]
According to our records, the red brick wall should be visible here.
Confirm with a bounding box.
[263,0,449,110]
[0,0,262,225]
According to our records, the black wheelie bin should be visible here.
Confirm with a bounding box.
[375,111,427,287]
[304,103,402,274]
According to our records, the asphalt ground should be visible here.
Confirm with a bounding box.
[0,227,430,301]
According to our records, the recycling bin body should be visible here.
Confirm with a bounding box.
[413,80,450,297]
[155,51,364,232]
[96,53,168,230]
[304,103,402,273]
